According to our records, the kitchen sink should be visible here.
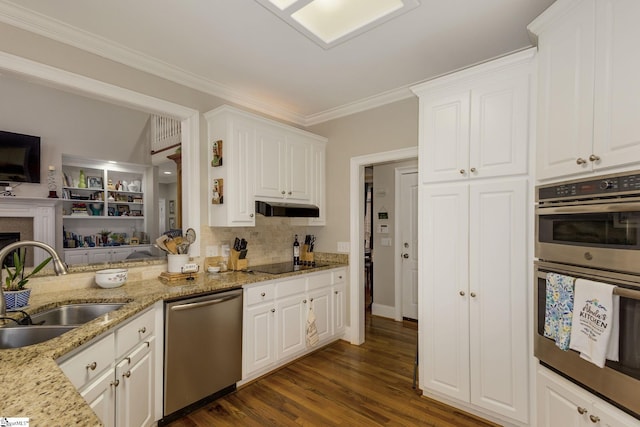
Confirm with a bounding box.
[29,303,126,326]
[0,325,77,349]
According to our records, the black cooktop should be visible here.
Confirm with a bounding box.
[250,262,328,275]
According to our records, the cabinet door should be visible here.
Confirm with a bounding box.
[420,90,471,183]
[276,294,306,361]
[308,143,326,226]
[80,367,116,427]
[228,119,256,225]
[285,138,312,201]
[65,250,89,265]
[421,183,470,400]
[116,340,154,427]
[332,283,346,337]
[592,0,640,171]
[593,401,640,427]
[111,247,133,262]
[535,0,596,180]
[469,74,529,179]
[308,287,331,343]
[537,368,591,427]
[244,303,276,377]
[468,179,528,423]
[89,249,111,264]
[254,126,286,199]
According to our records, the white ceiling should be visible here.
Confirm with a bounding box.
[0,0,555,126]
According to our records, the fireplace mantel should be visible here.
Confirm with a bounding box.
[0,197,59,265]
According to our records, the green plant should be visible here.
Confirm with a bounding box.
[99,229,111,236]
[3,249,52,291]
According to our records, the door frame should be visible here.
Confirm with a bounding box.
[349,147,418,345]
[394,166,418,321]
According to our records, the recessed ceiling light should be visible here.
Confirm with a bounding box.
[257,0,420,49]
[163,171,172,175]
[108,160,117,164]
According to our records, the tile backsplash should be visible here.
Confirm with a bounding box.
[200,216,315,266]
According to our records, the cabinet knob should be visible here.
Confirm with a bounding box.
[303,299,307,304]
[281,190,286,195]
[123,371,131,378]
[576,157,587,165]
[271,308,275,313]
[261,292,266,297]
[470,167,477,173]
[589,154,600,162]
[335,291,338,295]
[310,298,314,302]
[338,276,342,279]
[138,326,146,334]
[250,213,254,218]
[288,191,292,195]
[110,379,120,388]
[459,169,466,175]
[86,361,97,371]
[589,415,600,423]
[470,292,477,298]
[459,291,465,296]
[577,407,588,415]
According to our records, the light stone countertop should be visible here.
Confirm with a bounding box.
[0,262,347,426]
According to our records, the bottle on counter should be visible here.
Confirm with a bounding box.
[293,234,300,265]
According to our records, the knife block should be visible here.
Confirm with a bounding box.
[229,249,248,271]
[301,244,314,264]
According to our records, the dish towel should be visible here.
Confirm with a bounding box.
[569,278,619,368]
[306,307,319,348]
[544,272,575,350]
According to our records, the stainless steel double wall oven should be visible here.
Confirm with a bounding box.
[535,171,640,419]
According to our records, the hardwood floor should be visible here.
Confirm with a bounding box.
[168,315,500,426]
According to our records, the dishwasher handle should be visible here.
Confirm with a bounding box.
[170,293,241,311]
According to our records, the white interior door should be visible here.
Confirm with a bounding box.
[400,172,419,320]
[158,198,166,234]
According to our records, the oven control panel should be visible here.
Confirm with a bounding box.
[538,171,640,201]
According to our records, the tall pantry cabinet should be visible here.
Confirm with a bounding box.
[411,49,534,425]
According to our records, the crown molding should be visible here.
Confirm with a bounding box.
[0,0,413,126]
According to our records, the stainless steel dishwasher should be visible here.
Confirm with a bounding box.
[162,288,243,423]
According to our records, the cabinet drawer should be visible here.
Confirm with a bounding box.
[276,278,306,298]
[115,308,154,358]
[245,283,275,306]
[59,333,115,389]
[307,272,332,291]
[332,270,346,285]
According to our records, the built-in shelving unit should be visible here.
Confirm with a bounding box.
[61,155,152,264]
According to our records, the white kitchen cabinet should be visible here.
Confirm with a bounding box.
[58,305,159,427]
[530,0,640,181]
[242,268,347,383]
[411,49,532,184]
[205,105,326,227]
[308,143,326,226]
[537,367,640,427]
[64,245,151,266]
[254,127,312,202]
[421,178,529,423]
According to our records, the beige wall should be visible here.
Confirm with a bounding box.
[308,98,419,253]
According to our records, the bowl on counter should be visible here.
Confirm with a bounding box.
[207,266,221,274]
[95,268,128,288]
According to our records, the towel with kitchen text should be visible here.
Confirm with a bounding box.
[544,272,575,350]
[569,278,619,368]
[306,307,319,347]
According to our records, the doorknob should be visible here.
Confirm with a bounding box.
[402,253,409,259]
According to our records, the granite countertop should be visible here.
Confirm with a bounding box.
[0,263,346,426]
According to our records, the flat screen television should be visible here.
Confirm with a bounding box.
[0,130,41,183]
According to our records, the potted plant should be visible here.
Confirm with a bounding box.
[99,230,111,246]
[3,249,52,310]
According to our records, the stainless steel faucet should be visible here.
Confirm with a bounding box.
[0,241,68,316]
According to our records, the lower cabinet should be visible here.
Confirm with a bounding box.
[64,245,152,265]
[58,305,159,427]
[242,268,347,382]
[537,367,639,427]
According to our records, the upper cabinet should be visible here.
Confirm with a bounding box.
[205,105,327,227]
[530,0,640,181]
[411,49,532,184]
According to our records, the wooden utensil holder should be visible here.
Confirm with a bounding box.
[229,249,248,271]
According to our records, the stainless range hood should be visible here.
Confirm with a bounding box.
[255,200,320,218]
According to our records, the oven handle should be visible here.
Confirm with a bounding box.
[536,269,640,300]
[536,202,640,215]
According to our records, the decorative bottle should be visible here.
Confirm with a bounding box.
[293,234,300,266]
[78,170,87,188]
